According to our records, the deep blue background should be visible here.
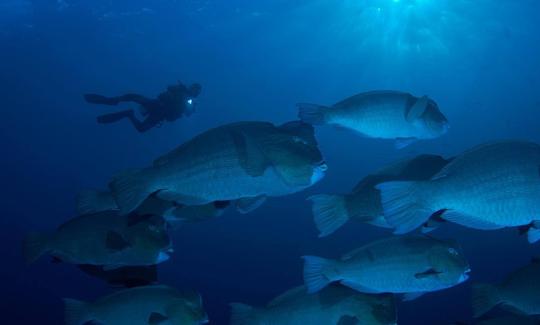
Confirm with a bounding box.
[2,0,540,324]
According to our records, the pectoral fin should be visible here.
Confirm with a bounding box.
[148,312,169,325]
[402,292,426,301]
[106,231,131,251]
[395,137,417,149]
[235,196,267,214]
[232,130,270,177]
[406,95,428,122]
[414,268,442,279]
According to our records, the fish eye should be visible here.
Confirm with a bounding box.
[448,247,458,256]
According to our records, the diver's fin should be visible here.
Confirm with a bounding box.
[302,255,336,293]
[23,232,51,264]
[309,194,349,237]
[77,189,118,215]
[402,292,426,301]
[63,298,92,325]
[231,130,270,177]
[235,196,266,214]
[406,95,429,122]
[394,137,417,149]
[472,283,502,318]
[110,169,154,215]
[297,103,329,125]
[414,268,442,279]
[375,181,432,234]
[148,312,169,325]
[229,303,255,325]
[106,231,131,251]
[84,94,119,105]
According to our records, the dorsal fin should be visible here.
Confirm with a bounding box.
[342,247,370,261]
[267,286,307,307]
[279,121,316,146]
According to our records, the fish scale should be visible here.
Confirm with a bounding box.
[426,141,540,227]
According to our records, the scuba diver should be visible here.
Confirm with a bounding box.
[84,81,201,133]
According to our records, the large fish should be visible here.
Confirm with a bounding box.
[109,121,327,215]
[77,189,230,227]
[63,285,208,325]
[309,154,450,237]
[298,91,449,148]
[376,141,540,242]
[230,284,396,325]
[473,259,540,318]
[23,211,172,269]
[302,236,470,300]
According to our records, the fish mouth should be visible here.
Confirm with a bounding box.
[459,268,471,283]
[316,161,328,171]
[156,251,170,263]
[310,161,327,184]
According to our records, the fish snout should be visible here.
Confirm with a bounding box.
[315,160,328,172]
[310,161,328,184]
[156,251,170,264]
[459,268,471,283]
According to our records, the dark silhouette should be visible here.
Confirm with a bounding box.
[84,82,201,133]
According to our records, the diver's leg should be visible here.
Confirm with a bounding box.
[84,93,151,106]
[84,94,121,106]
[126,114,161,133]
[116,94,151,105]
[96,110,134,124]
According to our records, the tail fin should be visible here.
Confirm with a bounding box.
[297,103,329,125]
[472,284,501,318]
[302,256,337,293]
[229,303,255,325]
[77,189,118,215]
[109,169,153,215]
[309,194,349,237]
[63,298,92,325]
[375,181,433,234]
[23,233,51,264]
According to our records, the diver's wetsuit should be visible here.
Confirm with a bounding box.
[84,82,201,133]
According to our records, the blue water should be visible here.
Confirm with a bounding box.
[2,0,540,324]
